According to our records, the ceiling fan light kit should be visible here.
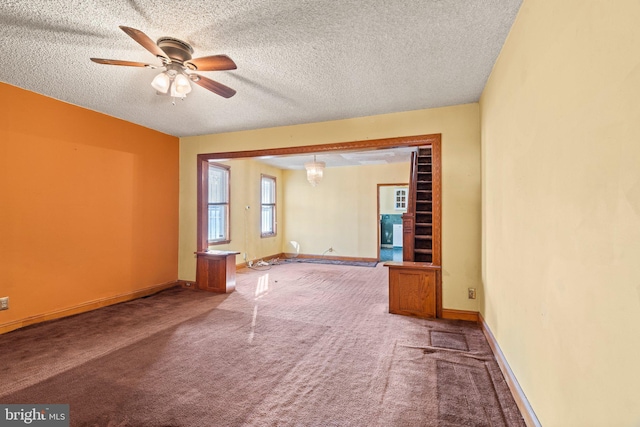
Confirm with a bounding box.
[173,73,192,95]
[90,26,237,102]
[151,63,193,100]
[151,72,171,93]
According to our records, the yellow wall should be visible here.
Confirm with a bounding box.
[180,103,481,310]
[480,1,640,425]
[282,164,408,258]
[209,158,284,264]
[379,185,408,215]
[0,83,179,330]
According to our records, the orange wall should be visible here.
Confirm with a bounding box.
[0,83,179,329]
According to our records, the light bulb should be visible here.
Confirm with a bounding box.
[169,81,182,99]
[174,73,192,95]
[151,72,170,93]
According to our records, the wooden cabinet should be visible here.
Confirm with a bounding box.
[195,251,240,293]
[385,262,441,319]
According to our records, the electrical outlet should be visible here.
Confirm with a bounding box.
[0,297,8,311]
[468,288,476,299]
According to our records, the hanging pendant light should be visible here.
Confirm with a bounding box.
[304,155,325,187]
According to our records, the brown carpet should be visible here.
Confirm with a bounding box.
[0,263,525,426]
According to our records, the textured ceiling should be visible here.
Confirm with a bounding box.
[0,1,522,138]
[255,146,416,170]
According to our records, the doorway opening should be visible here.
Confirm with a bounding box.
[378,183,408,262]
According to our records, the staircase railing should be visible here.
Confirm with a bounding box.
[402,149,418,261]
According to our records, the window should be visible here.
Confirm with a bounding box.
[206,162,230,244]
[395,188,407,210]
[261,175,276,237]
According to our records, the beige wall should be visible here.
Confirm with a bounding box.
[213,158,284,265]
[480,1,640,425]
[282,164,408,258]
[379,185,408,215]
[180,103,481,310]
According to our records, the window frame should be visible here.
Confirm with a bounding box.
[260,174,277,238]
[198,160,230,249]
[394,188,407,210]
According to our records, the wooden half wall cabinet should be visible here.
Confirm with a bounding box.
[194,250,240,293]
[385,141,443,320]
[385,261,441,319]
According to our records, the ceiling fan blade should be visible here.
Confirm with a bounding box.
[191,74,236,98]
[119,26,169,61]
[185,55,237,71]
[90,58,158,68]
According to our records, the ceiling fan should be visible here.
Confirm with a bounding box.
[91,26,236,100]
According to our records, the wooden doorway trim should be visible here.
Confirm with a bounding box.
[403,139,442,266]
[197,133,442,314]
[432,140,442,266]
[197,134,441,161]
[402,139,442,317]
[197,132,442,259]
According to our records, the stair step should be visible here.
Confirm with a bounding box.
[414,249,433,254]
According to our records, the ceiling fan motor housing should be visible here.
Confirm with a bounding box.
[156,37,194,64]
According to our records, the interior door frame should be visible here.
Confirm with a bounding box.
[377,183,409,261]
[197,134,441,253]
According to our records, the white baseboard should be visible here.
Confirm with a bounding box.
[479,313,542,427]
